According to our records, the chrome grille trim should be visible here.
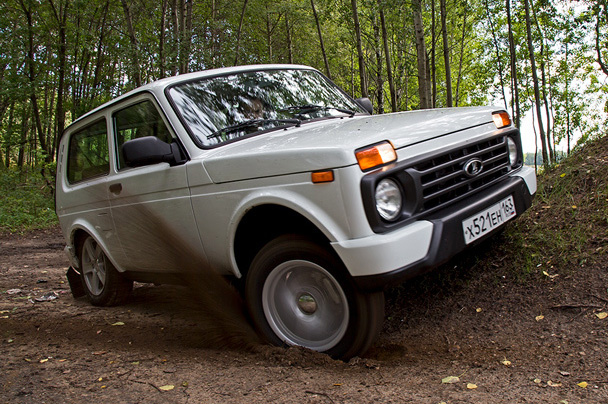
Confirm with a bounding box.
[408,136,510,213]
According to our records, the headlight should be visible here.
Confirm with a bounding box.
[507,137,518,167]
[375,178,402,221]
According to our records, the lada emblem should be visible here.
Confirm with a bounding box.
[463,158,484,178]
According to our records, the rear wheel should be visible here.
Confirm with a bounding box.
[245,235,384,359]
[79,235,133,306]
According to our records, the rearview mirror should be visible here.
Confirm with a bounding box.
[356,97,373,115]
[122,136,184,168]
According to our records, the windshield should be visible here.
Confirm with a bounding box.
[168,69,366,147]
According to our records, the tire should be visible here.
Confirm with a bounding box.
[79,235,133,306]
[245,235,384,359]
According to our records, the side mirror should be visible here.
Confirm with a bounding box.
[356,97,373,115]
[122,136,184,168]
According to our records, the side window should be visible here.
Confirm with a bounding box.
[67,119,109,184]
[113,100,172,170]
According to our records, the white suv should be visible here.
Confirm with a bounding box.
[56,64,536,359]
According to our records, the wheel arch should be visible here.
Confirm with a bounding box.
[68,224,121,272]
[233,204,331,280]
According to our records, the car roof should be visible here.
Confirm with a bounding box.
[62,64,318,137]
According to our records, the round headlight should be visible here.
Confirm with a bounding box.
[507,137,518,167]
[375,178,402,221]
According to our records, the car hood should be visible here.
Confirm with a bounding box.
[202,106,498,183]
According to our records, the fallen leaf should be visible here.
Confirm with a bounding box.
[535,315,544,322]
[595,312,607,320]
[577,381,588,388]
[159,385,175,391]
[571,205,577,209]
[111,321,125,326]
[547,380,562,387]
[441,376,460,384]
[467,383,478,389]
[501,359,512,366]
[560,173,566,177]
[39,358,48,363]
[98,377,103,382]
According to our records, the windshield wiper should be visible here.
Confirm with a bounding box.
[281,104,356,117]
[207,118,301,140]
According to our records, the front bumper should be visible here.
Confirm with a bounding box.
[332,167,536,291]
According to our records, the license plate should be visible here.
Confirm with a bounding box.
[462,195,516,244]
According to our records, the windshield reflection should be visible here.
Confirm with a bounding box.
[168,69,365,147]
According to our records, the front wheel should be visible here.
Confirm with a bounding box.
[79,235,133,306]
[245,235,384,359]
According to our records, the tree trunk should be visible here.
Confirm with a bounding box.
[120,0,143,86]
[352,0,368,98]
[523,0,548,169]
[380,7,397,112]
[159,0,167,78]
[531,3,554,163]
[91,0,110,100]
[20,0,48,159]
[506,0,520,127]
[0,102,12,169]
[48,0,70,159]
[234,0,249,65]
[180,0,193,73]
[431,0,436,107]
[18,105,29,168]
[311,0,331,78]
[285,13,294,64]
[373,14,383,113]
[455,0,468,106]
[483,0,508,110]
[595,1,608,76]
[440,0,452,106]
[412,0,430,109]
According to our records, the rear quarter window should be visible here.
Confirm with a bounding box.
[67,119,110,184]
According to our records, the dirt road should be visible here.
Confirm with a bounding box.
[1,227,607,403]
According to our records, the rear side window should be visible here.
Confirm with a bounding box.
[67,119,109,184]
[113,100,172,170]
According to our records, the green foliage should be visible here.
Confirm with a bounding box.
[0,168,57,233]
[0,0,607,169]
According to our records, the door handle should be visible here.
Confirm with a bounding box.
[109,183,122,195]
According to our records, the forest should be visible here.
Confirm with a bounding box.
[0,0,607,172]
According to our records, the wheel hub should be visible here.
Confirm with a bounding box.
[297,293,317,314]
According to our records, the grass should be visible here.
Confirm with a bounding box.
[499,135,608,278]
[0,168,58,233]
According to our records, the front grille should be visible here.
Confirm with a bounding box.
[408,136,510,213]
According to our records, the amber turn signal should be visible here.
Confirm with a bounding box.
[355,141,397,171]
[311,170,334,183]
[492,111,512,129]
